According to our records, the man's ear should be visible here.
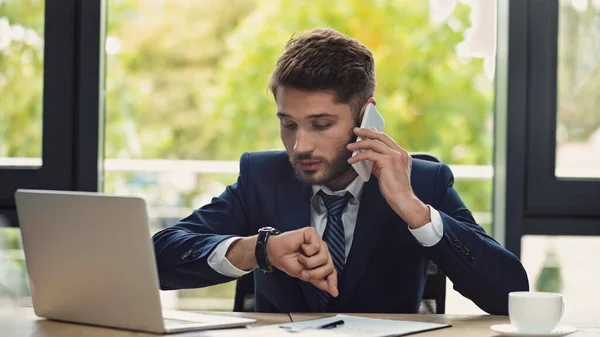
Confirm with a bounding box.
[358,97,377,121]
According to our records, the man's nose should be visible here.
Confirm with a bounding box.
[293,129,315,153]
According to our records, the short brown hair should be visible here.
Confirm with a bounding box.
[269,28,376,115]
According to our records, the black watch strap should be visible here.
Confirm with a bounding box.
[255,227,281,272]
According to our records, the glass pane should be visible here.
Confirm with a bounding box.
[555,0,600,178]
[105,0,496,312]
[0,0,45,167]
[522,235,600,320]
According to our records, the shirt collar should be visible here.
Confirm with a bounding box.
[311,175,365,204]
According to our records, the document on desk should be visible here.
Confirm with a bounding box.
[193,327,342,337]
[275,314,451,337]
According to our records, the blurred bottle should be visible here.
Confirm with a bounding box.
[535,242,563,293]
[0,215,22,314]
[0,216,13,311]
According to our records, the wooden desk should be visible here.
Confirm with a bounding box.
[2,307,599,336]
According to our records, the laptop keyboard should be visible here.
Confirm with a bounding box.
[164,318,204,327]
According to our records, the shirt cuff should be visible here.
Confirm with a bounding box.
[408,205,444,247]
[207,236,253,278]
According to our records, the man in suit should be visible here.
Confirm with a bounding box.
[152,28,529,315]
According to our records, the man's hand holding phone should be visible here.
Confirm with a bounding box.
[347,111,431,230]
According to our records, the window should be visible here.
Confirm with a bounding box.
[0,0,45,307]
[524,0,600,221]
[0,0,103,217]
[0,0,104,307]
[555,0,600,179]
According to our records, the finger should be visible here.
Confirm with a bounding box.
[303,254,338,297]
[326,269,339,297]
[301,243,320,257]
[298,250,328,269]
[347,151,383,165]
[310,278,330,293]
[299,260,335,281]
[301,228,321,256]
[353,127,402,151]
[346,139,393,154]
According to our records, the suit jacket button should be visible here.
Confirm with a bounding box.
[453,240,461,248]
[181,250,192,260]
[192,250,201,258]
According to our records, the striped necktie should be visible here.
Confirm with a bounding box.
[316,190,352,312]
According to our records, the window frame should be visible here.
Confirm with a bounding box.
[524,0,600,219]
[495,0,600,259]
[0,0,105,227]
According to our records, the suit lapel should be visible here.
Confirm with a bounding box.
[334,176,391,310]
[275,175,321,311]
[276,174,313,232]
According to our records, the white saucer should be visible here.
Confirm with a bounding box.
[490,324,577,336]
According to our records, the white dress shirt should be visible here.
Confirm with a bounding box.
[207,176,444,277]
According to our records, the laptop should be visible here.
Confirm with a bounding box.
[14,189,256,334]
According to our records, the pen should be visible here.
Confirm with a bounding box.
[316,319,345,329]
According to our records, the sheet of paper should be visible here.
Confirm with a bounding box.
[274,314,450,337]
[189,326,345,337]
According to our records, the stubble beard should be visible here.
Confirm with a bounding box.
[290,133,357,186]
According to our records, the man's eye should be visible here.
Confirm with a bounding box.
[314,123,332,130]
[282,122,297,130]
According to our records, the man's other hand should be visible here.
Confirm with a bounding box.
[267,227,338,297]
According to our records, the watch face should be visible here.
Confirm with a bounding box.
[258,226,277,233]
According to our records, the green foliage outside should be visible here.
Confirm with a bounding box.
[0,0,44,158]
[206,0,493,167]
[0,0,500,225]
[102,0,496,218]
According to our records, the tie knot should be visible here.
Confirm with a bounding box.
[318,190,352,217]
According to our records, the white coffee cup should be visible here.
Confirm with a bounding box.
[509,291,565,334]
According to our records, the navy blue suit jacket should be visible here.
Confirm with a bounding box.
[152,151,529,314]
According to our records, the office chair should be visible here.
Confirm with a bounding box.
[233,274,256,313]
[410,152,446,314]
[233,152,446,314]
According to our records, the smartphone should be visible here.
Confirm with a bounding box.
[351,103,385,182]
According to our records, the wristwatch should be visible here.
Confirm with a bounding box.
[255,227,281,272]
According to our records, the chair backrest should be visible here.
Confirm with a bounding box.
[233,273,256,312]
[233,152,446,314]
[408,152,446,314]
